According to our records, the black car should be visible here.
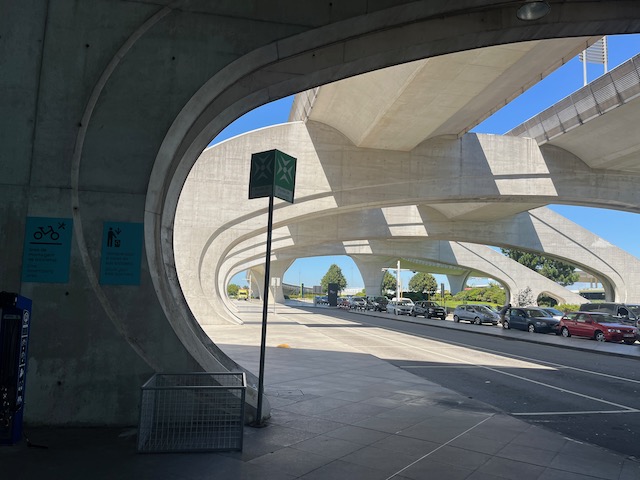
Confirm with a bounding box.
[369,296,389,312]
[503,307,560,333]
[412,301,447,320]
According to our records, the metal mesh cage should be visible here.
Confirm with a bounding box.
[137,373,246,453]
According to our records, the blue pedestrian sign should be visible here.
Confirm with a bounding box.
[99,222,144,285]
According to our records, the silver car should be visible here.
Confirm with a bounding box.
[453,305,499,325]
[386,299,414,315]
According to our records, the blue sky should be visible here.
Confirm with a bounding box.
[216,34,640,291]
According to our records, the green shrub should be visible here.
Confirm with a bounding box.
[556,303,580,313]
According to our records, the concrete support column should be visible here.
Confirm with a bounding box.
[269,260,293,303]
[447,272,471,295]
[249,266,264,300]
[351,255,394,297]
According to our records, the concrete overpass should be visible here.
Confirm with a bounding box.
[4,2,640,426]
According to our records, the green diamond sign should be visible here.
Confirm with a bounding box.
[249,149,297,203]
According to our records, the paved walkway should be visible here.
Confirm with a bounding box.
[2,303,639,479]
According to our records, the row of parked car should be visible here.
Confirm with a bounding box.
[336,296,448,319]
[501,303,640,344]
[336,296,640,345]
[452,302,640,344]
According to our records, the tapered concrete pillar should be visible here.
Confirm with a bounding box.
[351,255,394,297]
[269,260,293,303]
[447,273,471,295]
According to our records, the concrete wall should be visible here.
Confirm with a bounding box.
[3,1,640,425]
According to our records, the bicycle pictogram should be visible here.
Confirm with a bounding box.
[33,225,60,241]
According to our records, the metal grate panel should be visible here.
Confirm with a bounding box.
[137,373,246,453]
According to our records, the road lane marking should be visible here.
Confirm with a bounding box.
[385,414,494,480]
[513,409,640,416]
[345,314,640,385]
[338,324,639,413]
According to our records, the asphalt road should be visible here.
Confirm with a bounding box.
[304,307,640,460]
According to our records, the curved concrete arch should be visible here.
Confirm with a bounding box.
[6,2,640,425]
[215,203,627,302]
[177,120,640,325]
[223,239,586,309]
[161,5,640,357]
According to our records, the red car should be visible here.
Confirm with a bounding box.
[558,311,638,344]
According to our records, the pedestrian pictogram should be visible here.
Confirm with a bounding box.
[100,222,143,285]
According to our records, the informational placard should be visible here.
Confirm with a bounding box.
[248,149,297,203]
[21,217,73,283]
[99,222,143,285]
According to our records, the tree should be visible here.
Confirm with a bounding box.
[515,287,534,307]
[501,248,579,286]
[381,271,397,294]
[320,264,347,293]
[408,272,437,298]
[227,283,240,297]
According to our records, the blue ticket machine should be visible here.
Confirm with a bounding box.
[0,292,32,445]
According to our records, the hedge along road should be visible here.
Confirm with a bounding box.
[299,305,640,459]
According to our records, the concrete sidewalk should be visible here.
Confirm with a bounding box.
[2,303,639,479]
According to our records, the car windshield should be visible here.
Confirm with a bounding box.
[544,308,563,316]
[627,305,640,317]
[398,300,413,305]
[427,302,441,307]
[593,314,624,324]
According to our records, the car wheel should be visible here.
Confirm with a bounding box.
[624,339,636,345]
[528,324,536,333]
[453,315,460,323]
[412,311,417,317]
[594,331,606,342]
[561,327,570,337]
[474,317,481,325]
[502,320,509,329]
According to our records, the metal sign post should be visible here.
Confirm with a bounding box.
[248,149,296,427]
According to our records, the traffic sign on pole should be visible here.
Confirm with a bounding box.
[248,149,296,427]
[249,149,297,203]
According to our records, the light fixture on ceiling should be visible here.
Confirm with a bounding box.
[516,1,551,21]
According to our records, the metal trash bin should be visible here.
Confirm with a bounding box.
[137,372,246,453]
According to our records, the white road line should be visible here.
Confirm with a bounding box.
[512,409,640,416]
[351,315,640,385]
[385,414,494,480]
[347,325,639,412]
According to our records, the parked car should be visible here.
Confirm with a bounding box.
[579,302,640,327]
[540,307,564,320]
[314,295,329,305]
[386,298,414,315]
[349,296,368,310]
[369,296,389,312]
[559,311,638,344]
[412,301,447,320]
[502,307,560,333]
[453,305,499,325]
[338,297,351,309]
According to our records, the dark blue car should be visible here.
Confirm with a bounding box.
[503,307,560,333]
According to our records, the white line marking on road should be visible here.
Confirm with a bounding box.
[385,414,494,480]
[512,409,640,416]
[347,325,639,412]
[350,315,640,385]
